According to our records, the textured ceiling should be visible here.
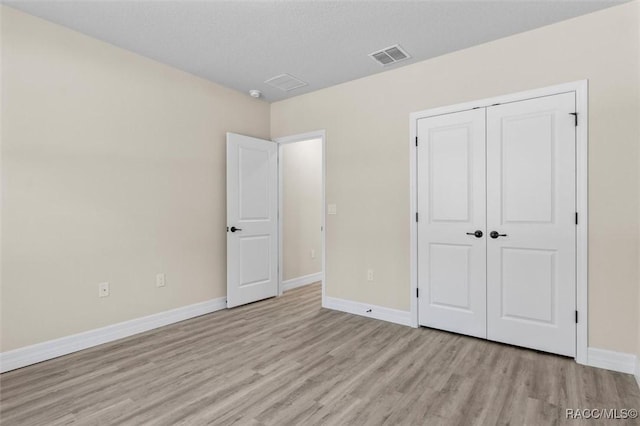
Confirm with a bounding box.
[4,0,627,102]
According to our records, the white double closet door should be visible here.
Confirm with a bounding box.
[417,92,576,357]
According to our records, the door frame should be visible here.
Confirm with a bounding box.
[273,130,327,305]
[409,80,589,364]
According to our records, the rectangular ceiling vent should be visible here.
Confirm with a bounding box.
[264,73,308,91]
[369,44,411,66]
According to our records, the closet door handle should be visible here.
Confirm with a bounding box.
[490,231,507,239]
[466,230,483,238]
[230,226,243,233]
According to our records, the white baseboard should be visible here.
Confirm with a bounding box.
[0,297,226,373]
[282,272,323,292]
[4,293,638,385]
[587,347,637,375]
[323,296,411,327]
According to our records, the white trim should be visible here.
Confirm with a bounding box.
[273,130,327,307]
[408,81,588,121]
[587,347,637,375]
[574,80,589,365]
[323,296,412,327]
[409,108,419,328]
[0,297,226,373]
[409,80,589,363]
[282,272,323,292]
[635,358,640,389]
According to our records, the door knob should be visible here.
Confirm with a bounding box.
[230,226,242,233]
[466,230,483,238]
[490,231,507,239]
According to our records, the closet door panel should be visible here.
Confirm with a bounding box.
[417,109,487,338]
[486,92,576,357]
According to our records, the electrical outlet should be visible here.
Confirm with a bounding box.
[367,269,374,281]
[311,249,316,259]
[156,273,166,288]
[98,282,109,298]
[327,204,337,215]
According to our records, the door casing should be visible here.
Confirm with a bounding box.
[409,80,588,364]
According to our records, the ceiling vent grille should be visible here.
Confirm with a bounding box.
[264,73,308,91]
[369,44,411,66]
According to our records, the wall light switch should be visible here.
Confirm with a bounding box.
[328,204,337,215]
[98,282,110,298]
[311,249,316,259]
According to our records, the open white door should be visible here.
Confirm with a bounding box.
[226,133,278,308]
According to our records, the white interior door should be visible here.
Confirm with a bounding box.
[226,133,278,308]
[486,93,576,356]
[417,109,487,338]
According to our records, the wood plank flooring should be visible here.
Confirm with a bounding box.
[1,283,639,425]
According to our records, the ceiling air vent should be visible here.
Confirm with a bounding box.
[264,73,308,91]
[369,44,411,66]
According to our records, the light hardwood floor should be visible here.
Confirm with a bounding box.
[1,283,639,425]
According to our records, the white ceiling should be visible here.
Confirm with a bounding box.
[4,0,627,102]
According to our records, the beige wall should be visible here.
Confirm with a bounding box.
[282,139,322,281]
[0,7,270,352]
[272,1,640,354]
[2,2,639,357]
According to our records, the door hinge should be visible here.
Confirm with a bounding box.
[416,288,419,298]
[415,212,419,222]
[575,310,578,323]
[575,212,578,225]
[570,112,578,126]
[415,136,418,147]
